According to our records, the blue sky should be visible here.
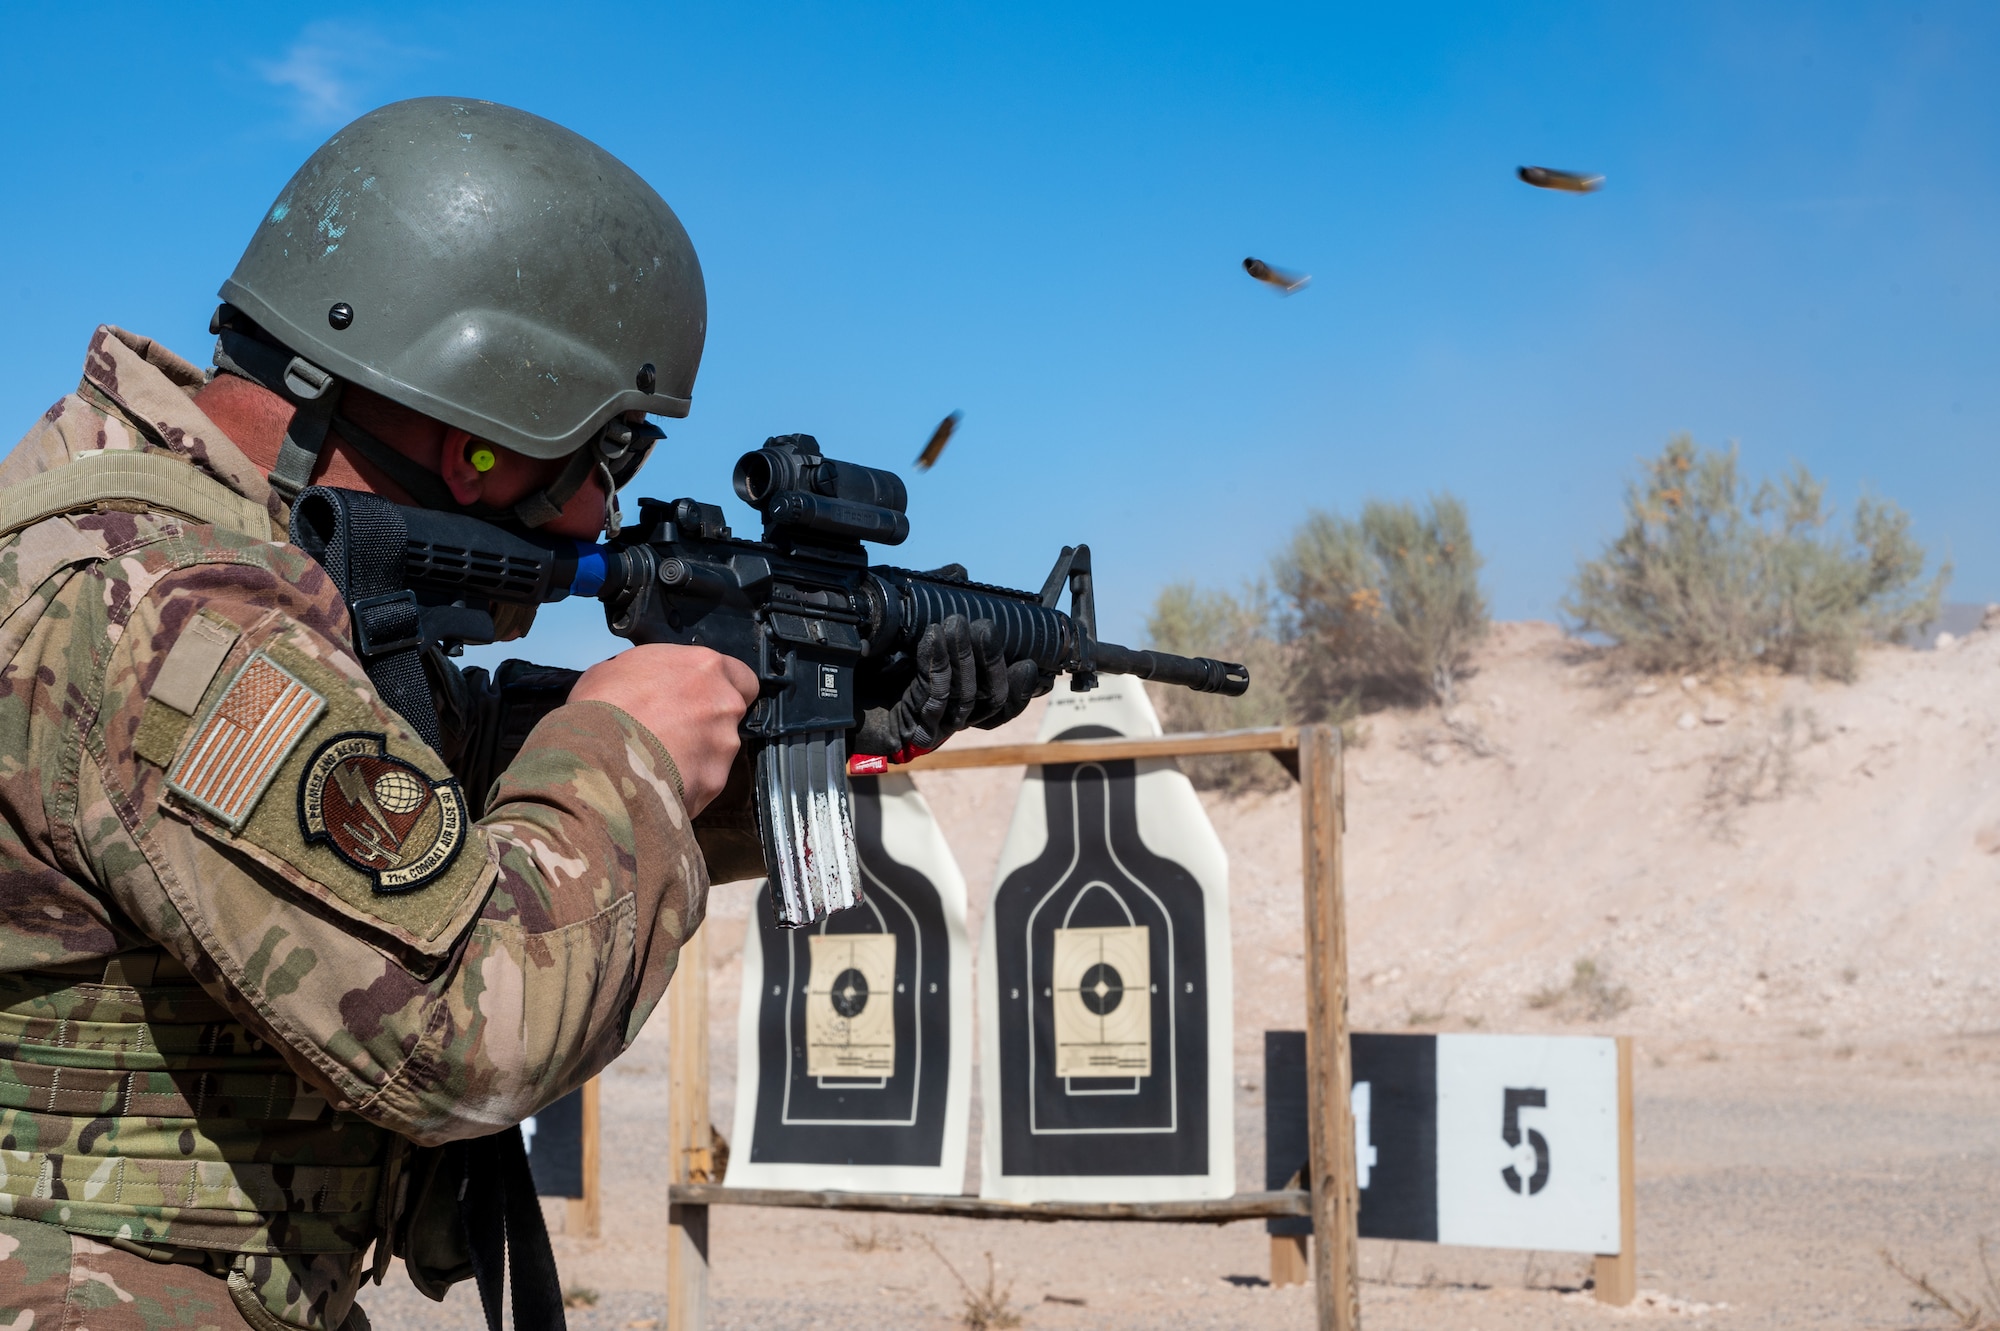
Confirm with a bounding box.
[4,3,1995,669]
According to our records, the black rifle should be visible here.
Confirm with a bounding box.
[291,434,1248,926]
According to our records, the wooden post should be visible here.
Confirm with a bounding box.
[666,923,711,1330]
[1593,1035,1637,1306]
[1299,725,1360,1331]
[567,1077,602,1238]
[1270,1234,1310,1287]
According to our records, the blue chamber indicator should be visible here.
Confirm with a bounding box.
[568,544,610,598]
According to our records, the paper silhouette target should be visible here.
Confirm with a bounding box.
[727,773,972,1193]
[980,676,1235,1202]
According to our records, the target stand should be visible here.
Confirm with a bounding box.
[665,724,1362,1330]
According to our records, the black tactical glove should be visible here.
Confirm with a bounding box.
[851,614,1042,763]
[434,656,584,818]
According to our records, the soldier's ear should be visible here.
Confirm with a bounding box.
[439,428,486,505]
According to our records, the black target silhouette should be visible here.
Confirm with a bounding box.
[1078,962,1124,1015]
[992,725,1213,1179]
[748,776,954,1168]
[831,967,870,1018]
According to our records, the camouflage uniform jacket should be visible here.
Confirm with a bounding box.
[0,327,709,1326]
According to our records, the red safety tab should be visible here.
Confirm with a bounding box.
[889,742,936,765]
[846,754,890,776]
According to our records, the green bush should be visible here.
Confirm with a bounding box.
[1144,494,1488,789]
[1273,494,1489,710]
[1564,436,1946,680]
[1145,583,1292,792]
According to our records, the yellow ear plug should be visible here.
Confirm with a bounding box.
[470,447,497,473]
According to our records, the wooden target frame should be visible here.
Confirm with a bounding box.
[665,725,1362,1329]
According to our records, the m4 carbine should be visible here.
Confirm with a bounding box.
[291,434,1248,926]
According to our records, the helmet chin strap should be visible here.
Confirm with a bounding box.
[212,317,342,505]
[500,436,614,532]
[212,309,659,538]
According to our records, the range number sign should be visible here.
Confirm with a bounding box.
[1265,1031,1624,1255]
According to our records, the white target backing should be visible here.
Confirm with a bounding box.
[727,773,972,1193]
[978,676,1235,1202]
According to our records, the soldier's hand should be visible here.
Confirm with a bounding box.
[571,645,759,815]
[851,615,1041,762]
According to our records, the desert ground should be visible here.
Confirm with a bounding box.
[367,621,2000,1330]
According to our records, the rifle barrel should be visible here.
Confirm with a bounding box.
[1091,641,1250,696]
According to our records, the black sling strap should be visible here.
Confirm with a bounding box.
[288,486,441,750]
[462,1126,568,1331]
[289,486,567,1331]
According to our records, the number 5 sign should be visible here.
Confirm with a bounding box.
[1432,1034,1623,1252]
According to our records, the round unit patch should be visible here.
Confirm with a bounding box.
[299,732,468,893]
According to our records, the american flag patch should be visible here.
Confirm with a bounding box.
[167,653,327,829]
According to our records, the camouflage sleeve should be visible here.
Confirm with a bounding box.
[76,548,706,1145]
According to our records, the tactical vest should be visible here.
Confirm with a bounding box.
[0,452,393,1269]
[0,954,391,1255]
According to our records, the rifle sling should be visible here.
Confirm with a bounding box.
[289,488,567,1328]
[287,486,442,750]
[462,1126,567,1331]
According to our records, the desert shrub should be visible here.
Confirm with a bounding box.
[1145,583,1292,792]
[1565,436,1946,680]
[919,1237,1020,1331]
[1142,494,1486,787]
[1701,706,1828,838]
[1527,957,1632,1022]
[1882,1238,2000,1330]
[1273,494,1488,711]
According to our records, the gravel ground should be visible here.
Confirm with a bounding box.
[361,629,2000,1329]
[360,1034,2000,1330]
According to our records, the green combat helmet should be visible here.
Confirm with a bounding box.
[214,96,706,531]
